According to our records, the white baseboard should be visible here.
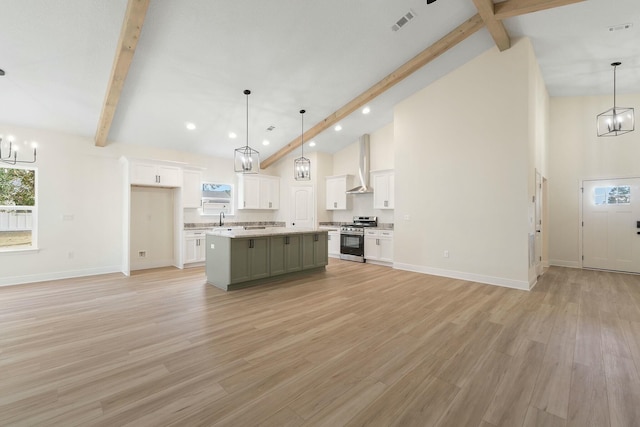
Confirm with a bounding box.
[393,262,531,291]
[549,259,581,268]
[0,265,122,287]
[130,258,174,271]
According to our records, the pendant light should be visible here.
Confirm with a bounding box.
[0,135,37,165]
[294,109,310,181]
[234,89,260,173]
[597,62,635,137]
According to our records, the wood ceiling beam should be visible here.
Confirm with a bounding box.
[95,0,150,147]
[494,0,585,20]
[261,14,485,169]
[472,0,510,51]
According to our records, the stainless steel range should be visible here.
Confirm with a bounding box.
[340,216,377,262]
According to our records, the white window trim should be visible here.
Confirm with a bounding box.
[0,165,38,252]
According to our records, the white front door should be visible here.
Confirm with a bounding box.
[290,186,314,228]
[582,177,640,273]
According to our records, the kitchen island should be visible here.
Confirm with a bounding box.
[205,228,328,291]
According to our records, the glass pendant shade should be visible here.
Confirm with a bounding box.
[294,109,311,181]
[234,89,260,173]
[597,62,635,137]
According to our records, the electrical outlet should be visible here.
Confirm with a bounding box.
[443,250,449,258]
[210,244,215,249]
[138,250,146,258]
[403,214,411,221]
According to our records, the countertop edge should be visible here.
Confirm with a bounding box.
[207,229,328,239]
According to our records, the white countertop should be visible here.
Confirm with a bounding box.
[207,227,328,238]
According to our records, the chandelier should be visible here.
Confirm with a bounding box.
[0,135,37,165]
[234,90,260,173]
[294,109,310,180]
[597,62,635,137]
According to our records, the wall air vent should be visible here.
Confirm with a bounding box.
[608,23,633,32]
[392,10,416,32]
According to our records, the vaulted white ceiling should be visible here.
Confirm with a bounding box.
[1,0,639,166]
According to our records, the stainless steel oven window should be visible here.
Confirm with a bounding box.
[340,233,364,256]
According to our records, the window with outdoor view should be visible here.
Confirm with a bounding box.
[594,185,631,205]
[0,167,37,250]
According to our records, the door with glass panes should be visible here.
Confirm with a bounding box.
[582,178,640,273]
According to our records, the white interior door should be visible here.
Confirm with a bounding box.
[290,186,314,228]
[582,177,640,273]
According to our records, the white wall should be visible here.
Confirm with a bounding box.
[548,93,640,267]
[393,38,538,290]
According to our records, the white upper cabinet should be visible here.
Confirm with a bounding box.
[259,175,280,209]
[130,161,182,187]
[237,174,280,210]
[326,175,352,210]
[372,170,394,209]
[182,169,202,208]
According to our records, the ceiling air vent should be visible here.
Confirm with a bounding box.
[392,10,416,32]
[608,23,633,32]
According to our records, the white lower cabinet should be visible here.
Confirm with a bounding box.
[327,230,340,258]
[364,229,393,263]
[184,231,206,265]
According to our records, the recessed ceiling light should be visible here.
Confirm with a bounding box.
[229,132,237,139]
[185,122,196,130]
[262,139,270,146]
[334,124,342,131]
[309,141,316,147]
[362,106,371,114]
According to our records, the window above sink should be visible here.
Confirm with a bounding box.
[202,182,234,216]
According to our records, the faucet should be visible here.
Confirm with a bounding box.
[219,211,225,227]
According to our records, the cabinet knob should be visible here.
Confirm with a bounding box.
[334,202,337,208]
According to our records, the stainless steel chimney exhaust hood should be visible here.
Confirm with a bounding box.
[346,134,373,194]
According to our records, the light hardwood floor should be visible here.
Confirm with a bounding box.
[2,260,640,426]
